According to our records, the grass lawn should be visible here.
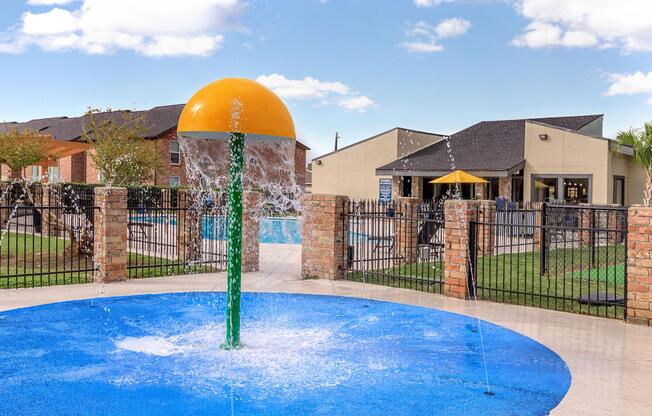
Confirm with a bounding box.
[0,232,93,288]
[346,243,625,318]
[0,232,222,288]
[128,252,221,279]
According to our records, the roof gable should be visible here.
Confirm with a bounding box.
[377,114,604,174]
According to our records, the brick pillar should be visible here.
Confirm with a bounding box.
[241,190,261,273]
[443,199,480,299]
[627,206,652,326]
[395,197,420,264]
[498,177,511,199]
[477,200,496,256]
[94,187,128,283]
[301,194,349,280]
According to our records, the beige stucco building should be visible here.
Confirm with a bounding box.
[313,114,644,206]
[310,128,444,200]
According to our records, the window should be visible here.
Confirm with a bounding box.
[613,176,625,206]
[31,166,40,178]
[532,177,559,202]
[487,178,500,200]
[98,171,106,183]
[511,177,524,203]
[532,175,591,203]
[170,140,180,165]
[48,166,60,182]
[169,176,181,187]
[563,178,589,204]
[401,176,412,197]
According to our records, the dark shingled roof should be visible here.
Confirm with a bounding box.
[0,104,309,149]
[377,115,603,174]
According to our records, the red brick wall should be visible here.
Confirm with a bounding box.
[301,193,349,279]
[627,206,652,326]
[59,156,72,182]
[443,199,479,299]
[154,130,186,187]
[85,149,101,184]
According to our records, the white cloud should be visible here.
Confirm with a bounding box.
[414,0,447,7]
[435,17,471,38]
[27,0,75,5]
[400,41,444,53]
[512,0,652,52]
[339,96,375,112]
[257,74,375,112]
[0,0,243,57]
[605,71,652,96]
[22,8,78,35]
[256,74,349,100]
[400,19,470,53]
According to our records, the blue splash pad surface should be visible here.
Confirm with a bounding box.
[0,293,570,415]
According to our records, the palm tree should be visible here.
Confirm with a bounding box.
[616,122,652,207]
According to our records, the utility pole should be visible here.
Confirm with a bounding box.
[335,132,340,151]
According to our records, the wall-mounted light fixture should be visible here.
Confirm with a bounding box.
[539,134,549,141]
[315,160,322,165]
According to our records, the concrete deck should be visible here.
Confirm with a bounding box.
[0,244,650,415]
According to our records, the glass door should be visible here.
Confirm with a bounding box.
[613,176,625,206]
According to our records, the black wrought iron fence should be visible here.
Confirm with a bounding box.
[0,198,97,289]
[470,204,628,319]
[341,199,445,293]
[127,191,228,278]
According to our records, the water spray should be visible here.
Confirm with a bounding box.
[177,78,297,350]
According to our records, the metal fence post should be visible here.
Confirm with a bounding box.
[468,221,477,300]
[590,208,596,266]
[540,202,547,274]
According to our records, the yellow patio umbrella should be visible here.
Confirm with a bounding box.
[429,170,488,184]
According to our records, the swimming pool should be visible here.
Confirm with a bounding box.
[131,215,302,244]
[0,293,571,415]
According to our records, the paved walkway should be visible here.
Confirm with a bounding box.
[0,244,651,416]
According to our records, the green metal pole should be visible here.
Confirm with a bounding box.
[223,132,245,350]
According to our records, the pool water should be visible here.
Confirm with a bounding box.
[0,293,571,415]
[132,215,302,244]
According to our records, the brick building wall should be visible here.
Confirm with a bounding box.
[9,129,307,188]
[58,153,86,183]
[84,148,101,184]
[153,130,186,187]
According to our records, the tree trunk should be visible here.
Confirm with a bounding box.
[645,168,652,208]
[23,183,93,256]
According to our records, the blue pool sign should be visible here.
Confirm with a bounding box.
[379,179,392,203]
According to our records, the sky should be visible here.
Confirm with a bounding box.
[0,0,651,158]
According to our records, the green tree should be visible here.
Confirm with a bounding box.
[616,122,652,207]
[83,109,162,186]
[0,128,54,179]
[0,129,90,255]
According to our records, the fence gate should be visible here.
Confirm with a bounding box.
[469,204,628,319]
[127,190,228,278]
[341,200,445,293]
